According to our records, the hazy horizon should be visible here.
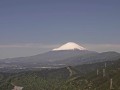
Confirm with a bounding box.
[0,0,120,59]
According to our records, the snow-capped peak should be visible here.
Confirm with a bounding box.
[52,42,86,51]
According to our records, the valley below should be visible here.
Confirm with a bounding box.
[0,59,120,90]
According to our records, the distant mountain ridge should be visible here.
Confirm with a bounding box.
[54,51,120,65]
[0,50,120,68]
[0,42,120,68]
[0,49,97,63]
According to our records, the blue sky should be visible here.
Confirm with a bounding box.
[0,0,120,58]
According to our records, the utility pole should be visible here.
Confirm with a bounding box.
[110,78,114,90]
[103,69,105,77]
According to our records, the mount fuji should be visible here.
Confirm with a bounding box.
[52,42,86,51]
[0,42,120,68]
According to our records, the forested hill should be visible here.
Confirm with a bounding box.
[0,59,120,90]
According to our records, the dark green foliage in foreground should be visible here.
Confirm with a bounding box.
[0,59,120,90]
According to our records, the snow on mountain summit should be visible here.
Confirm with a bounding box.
[52,42,86,51]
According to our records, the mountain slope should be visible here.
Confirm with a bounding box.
[0,50,97,66]
[55,51,120,65]
[0,51,120,68]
